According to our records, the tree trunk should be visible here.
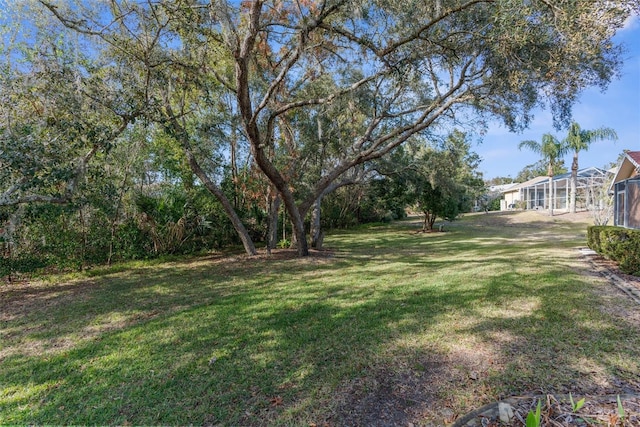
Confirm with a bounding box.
[311,115,325,250]
[267,190,281,252]
[234,31,310,256]
[310,196,322,248]
[162,101,257,256]
[4,206,25,283]
[231,126,238,210]
[290,204,308,256]
[570,151,578,213]
[251,144,309,256]
[187,154,257,256]
[423,211,436,231]
[108,166,132,265]
[78,206,87,269]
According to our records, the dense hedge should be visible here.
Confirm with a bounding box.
[587,226,640,276]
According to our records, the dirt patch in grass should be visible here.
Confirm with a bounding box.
[587,253,640,291]
[330,211,640,426]
[466,210,595,226]
[173,247,336,269]
[333,345,501,426]
[0,278,101,322]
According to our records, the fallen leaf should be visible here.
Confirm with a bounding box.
[270,396,283,407]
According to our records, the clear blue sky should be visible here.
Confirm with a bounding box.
[476,15,640,180]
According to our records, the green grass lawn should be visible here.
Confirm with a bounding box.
[1,212,639,426]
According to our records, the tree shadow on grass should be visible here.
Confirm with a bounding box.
[1,222,639,426]
[1,267,478,424]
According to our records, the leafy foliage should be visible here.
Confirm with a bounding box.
[570,393,586,413]
[588,226,640,275]
[526,400,542,427]
[405,131,484,231]
[0,0,636,260]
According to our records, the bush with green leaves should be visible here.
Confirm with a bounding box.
[588,225,640,276]
[0,181,258,276]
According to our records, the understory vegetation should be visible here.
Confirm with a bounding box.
[2,212,639,425]
[0,176,407,276]
[0,130,481,277]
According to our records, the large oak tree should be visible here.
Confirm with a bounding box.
[34,0,640,255]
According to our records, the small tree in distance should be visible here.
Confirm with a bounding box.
[408,131,484,231]
[588,177,614,225]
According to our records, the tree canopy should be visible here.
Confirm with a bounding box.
[1,0,636,260]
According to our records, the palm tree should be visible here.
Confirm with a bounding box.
[519,134,566,216]
[563,122,617,213]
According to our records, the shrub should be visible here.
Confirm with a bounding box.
[587,226,602,252]
[588,226,640,276]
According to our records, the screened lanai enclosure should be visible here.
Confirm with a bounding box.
[503,167,611,212]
